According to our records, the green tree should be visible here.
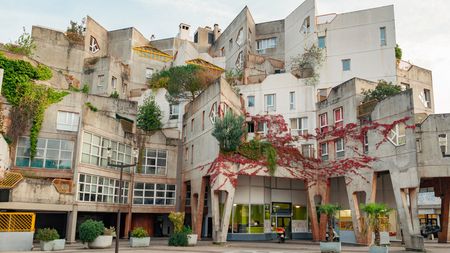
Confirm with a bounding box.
[318,204,341,242]
[362,80,402,102]
[395,44,402,61]
[4,27,36,56]
[212,111,245,152]
[136,96,163,132]
[148,65,217,102]
[361,203,392,246]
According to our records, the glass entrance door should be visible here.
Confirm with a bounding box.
[272,216,292,239]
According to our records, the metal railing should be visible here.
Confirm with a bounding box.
[0,212,36,232]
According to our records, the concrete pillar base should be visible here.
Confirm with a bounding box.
[405,235,425,252]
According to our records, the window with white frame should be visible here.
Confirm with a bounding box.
[247,96,255,107]
[257,122,267,134]
[78,173,129,203]
[89,36,100,54]
[57,111,79,132]
[439,134,448,156]
[320,142,328,161]
[97,74,105,87]
[111,76,117,89]
[289,91,296,110]
[319,113,328,133]
[302,16,311,33]
[301,144,314,158]
[140,149,167,175]
[15,136,74,170]
[387,123,406,146]
[334,107,343,128]
[209,102,218,123]
[81,132,133,170]
[247,122,255,133]
[256,37,277,53]
[169,103,180,120]
[290,117,308,136]
[335,138,344,158]
[145,68,154,80]
[264,94,276,112]
[342,59,351,71]
[133,182,176,206]
[424,89,431,108]
[380,27,387,46]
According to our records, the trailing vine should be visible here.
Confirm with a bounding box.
[0,53,68,158]
[291,45,324,85]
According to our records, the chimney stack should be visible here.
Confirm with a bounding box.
[213,24,221,41]
[178,23,191,41]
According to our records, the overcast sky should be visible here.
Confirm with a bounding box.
[1,0,449,113]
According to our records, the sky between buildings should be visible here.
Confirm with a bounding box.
[0,0,449,113]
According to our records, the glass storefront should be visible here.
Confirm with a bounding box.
[231,204,266,234]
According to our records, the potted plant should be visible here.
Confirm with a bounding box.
[361,203,392,253]
[318,204,341,253]
[36,228,65,251]
[79,219,113,249]
[168,212,191,247]
[130,227,150,247]
[184,226,198,246]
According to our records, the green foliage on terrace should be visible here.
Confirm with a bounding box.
[362,80,402,102]
[136,96,163,132]
[238,139,277,175]
[3,27,36,57]
[0,53,68,158]
[212,111,246,153]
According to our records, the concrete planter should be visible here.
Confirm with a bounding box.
[319,241,341,253]
[88,235,113,249]
[187,234,198,246]
[39,239,66,251]
[0,232,34,251]
[130,237,150,247]
[369,245,389,253]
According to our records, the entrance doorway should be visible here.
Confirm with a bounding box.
[272,202,292,239]
[272,216,292,239]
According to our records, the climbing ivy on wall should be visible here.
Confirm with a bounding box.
[0,53,68,158]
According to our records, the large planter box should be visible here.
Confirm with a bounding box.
[187,234,198,246]
[0,232,33,251]
[88,235,113,249]
[40,239,66,251]
[369,245,389,253]
[130,237,150,247]
[320,241,341,253]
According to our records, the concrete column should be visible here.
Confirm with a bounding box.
[211,187,235,243]
[438,187,450,243]
[124,212,132,239]
[190,177,206,239]
[306,180,329,242]
[66,204,78,244]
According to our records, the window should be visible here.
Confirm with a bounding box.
[439,134,448,156]
[256,38,277,53]
[202,111,205,131]
[318,36,326,49]
[236,51,244,70]
[209,102,218,123]
[380,27,386,46]
[289,92,295,110]
[140,149,167,175]
[364,133,369,154]
[335,138,344,158]
[97,74,105,87]
[387,123,406,146]
[111,76,117,89]
[57,111,79,132]
[342,59,351,71]
[424,89,431,108]
[400,82,410,91]
[78,173,128,203]
[185,147,189,161]
[231,204,265,234]
[319,113,328,133]
[301,144,314,158]
[291,117,308,136]
[334,107,343,128]
[185,182,191,206]
[264,94,276,112]
[220,47,225,57]
[191,145,194,164]
[208,32,214,44]
[15,136,74,170]
[169,103,180,120]
[81,132,133,170]
[247,96,255,107]
[89,36,100,54]
[320,142,328,161]
[145,68,154,79]
[302,16,311,33]
[257,122,267,134]
[229,38,233,50]
[191,118,194,133]
[236,28,244,46]
[133,183,175,206]
[247,122,255,133]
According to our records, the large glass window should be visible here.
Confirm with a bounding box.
[15,136,74,170]
[133,182,175,206]
[291,117,308,136]
[81,132,132,171]
[257,37,277,53]
[140,149,167,175]
[57,111,79,132]
[78,173,129,204]
[232,204,249,233]
[249,205,264,234]
[292,205,308,232]
[264,94,276,112]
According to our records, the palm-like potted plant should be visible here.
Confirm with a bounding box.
[361,203,392,253]
[318,204,341,253]
[36,228,65,251]
[79,219,114,249]
[130,227,150,247]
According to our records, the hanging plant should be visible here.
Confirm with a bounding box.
[291,45,324,85]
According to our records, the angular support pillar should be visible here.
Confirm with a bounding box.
[190,177,207,239]
[438,186,450,243]
[211,187,235,244]
[306,180,330,242]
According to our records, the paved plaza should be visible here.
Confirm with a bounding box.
[8,239,449,253]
